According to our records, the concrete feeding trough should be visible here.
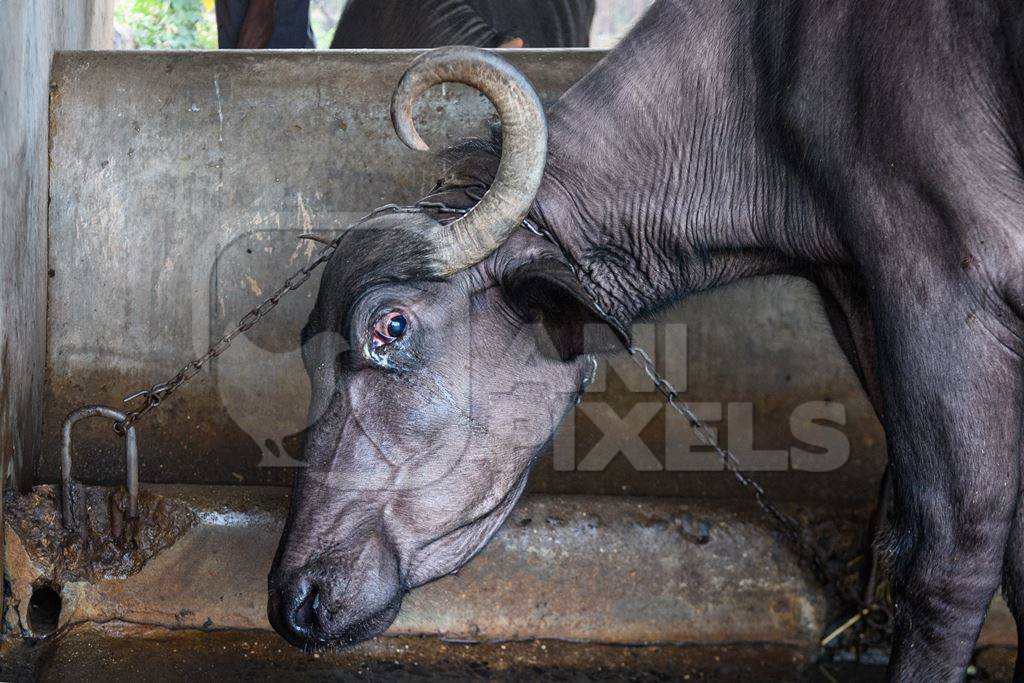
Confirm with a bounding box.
[2,48,1015,677]
[5,486,831,643]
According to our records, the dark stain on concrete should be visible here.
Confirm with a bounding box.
[3,622,895,683]
[4,485,196,582]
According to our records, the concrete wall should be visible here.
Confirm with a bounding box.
[1,0,112,640]
[44,50,885,506]
[0,2,112,493]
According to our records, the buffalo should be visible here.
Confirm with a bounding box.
[269,1,1024,679]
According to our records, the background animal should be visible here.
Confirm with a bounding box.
[330,0,594,49]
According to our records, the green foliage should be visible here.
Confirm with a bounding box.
[309,0,346,48]
[115,0,218,50]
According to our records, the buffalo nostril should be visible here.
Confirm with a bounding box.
[291,582,319,635]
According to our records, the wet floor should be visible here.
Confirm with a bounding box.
[2,623,1016,681]
[0,622,883,682]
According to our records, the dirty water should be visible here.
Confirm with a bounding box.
[0,622,899,682]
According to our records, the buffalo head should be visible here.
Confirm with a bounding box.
[267,47,622,649]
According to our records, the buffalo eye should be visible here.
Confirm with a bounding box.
[372,311,408,348]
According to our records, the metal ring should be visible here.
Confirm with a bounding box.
[61,405,139,529]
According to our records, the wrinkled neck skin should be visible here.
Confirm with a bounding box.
[530,0,846,328]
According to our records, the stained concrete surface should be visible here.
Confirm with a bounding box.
[3,484,1016,674]
[0,1,112,490]
[3,623,895,683]
[4,485,838,648]
[7,624,1022,681]
[43,50,884,506]
[3,485,196,585]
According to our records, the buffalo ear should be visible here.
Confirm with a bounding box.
[502,258,629,361]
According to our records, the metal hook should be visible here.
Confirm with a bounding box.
[61,405,139,530]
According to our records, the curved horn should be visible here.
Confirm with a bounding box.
[391,46,547,275]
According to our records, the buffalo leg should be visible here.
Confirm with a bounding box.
[875,301,1022,680]
[1001,480,1024,680]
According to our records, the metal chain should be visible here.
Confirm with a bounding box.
[113,202,469,435]
[115,242,334,433]
[628,345,860,602]
[520,216,867,611]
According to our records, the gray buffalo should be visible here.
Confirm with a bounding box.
[330,0,595,49]
[269,1,1024,679]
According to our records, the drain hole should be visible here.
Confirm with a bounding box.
[28,585,62,636]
